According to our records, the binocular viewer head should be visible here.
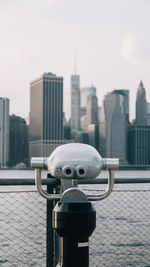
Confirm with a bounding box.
[48,143,103,179]
[31,143,119,179]
[31,143,119,202]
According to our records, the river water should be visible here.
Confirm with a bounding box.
[0,170,150,267]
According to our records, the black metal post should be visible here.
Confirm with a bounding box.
[53,201,96,267]
[46,174,55,267]
[53,186,61,267]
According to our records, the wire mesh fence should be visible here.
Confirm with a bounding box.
[0,183,150,267]
[89,190,150,267]
[0,190,47,267]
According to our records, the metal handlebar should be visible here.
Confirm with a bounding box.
[32,158,118,201]
[35,168,61,201]
[87,170,114,201]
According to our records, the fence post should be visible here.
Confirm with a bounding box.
[46,174,55,267]
[53,186,61,267]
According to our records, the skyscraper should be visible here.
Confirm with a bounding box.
[99,105,106,157]
[147,103,150,125]
[9,115,28,166]
[29,72,63,157]
[86,86,98,126]
[104,90,129,164]
[128,125,150,165]
[88,124,99,152]
[136,81,147,125]
[71,74,80,132]
[0,98,9,167]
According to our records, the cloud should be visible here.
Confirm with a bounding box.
[120,34,141,61]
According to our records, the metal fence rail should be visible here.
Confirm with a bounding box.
[0,178,150,267]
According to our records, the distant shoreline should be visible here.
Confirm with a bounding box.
[0,166,150,171]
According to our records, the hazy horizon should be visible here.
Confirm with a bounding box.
[0,0,150,121]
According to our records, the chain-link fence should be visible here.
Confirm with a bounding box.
[0,189,47,267]
[89,190,150,267]
[0,181,150,267]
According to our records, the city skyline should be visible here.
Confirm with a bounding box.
[0,74,150,166]
[0,0,150,120]
[0,73,148,124]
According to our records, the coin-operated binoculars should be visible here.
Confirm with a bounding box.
[31,143,119,267]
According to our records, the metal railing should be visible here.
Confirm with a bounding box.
[0,177,150,267]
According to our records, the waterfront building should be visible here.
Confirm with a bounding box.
[75,131,89,145]
[104,90,129,164]
[0,98,9,167]
[147,103,150,125]
[29,72,64,157]
[64,125,71,140]
[63,112,67,126]
[136,81,147,125]
[71,74,80,132]
[88,124,99,152]
[99,105,106,157]
[9,115,29,166]
[86,86,98,126]
[128,124,150,165]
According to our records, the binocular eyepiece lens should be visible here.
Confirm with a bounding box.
[79,169,85,175]
[65,168,72,175]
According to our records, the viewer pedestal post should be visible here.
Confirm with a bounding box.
[53,191,96,267]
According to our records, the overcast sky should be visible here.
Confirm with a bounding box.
[0,0,150,121]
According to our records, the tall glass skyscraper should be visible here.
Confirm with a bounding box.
[104,90,129,164]
[136,81,147,125]
[9,115,28,166]
[128,125,150,165]
[29,72,63,157]
[0,98,9,167]
[86,86,98,126]
[71,74,80,132]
